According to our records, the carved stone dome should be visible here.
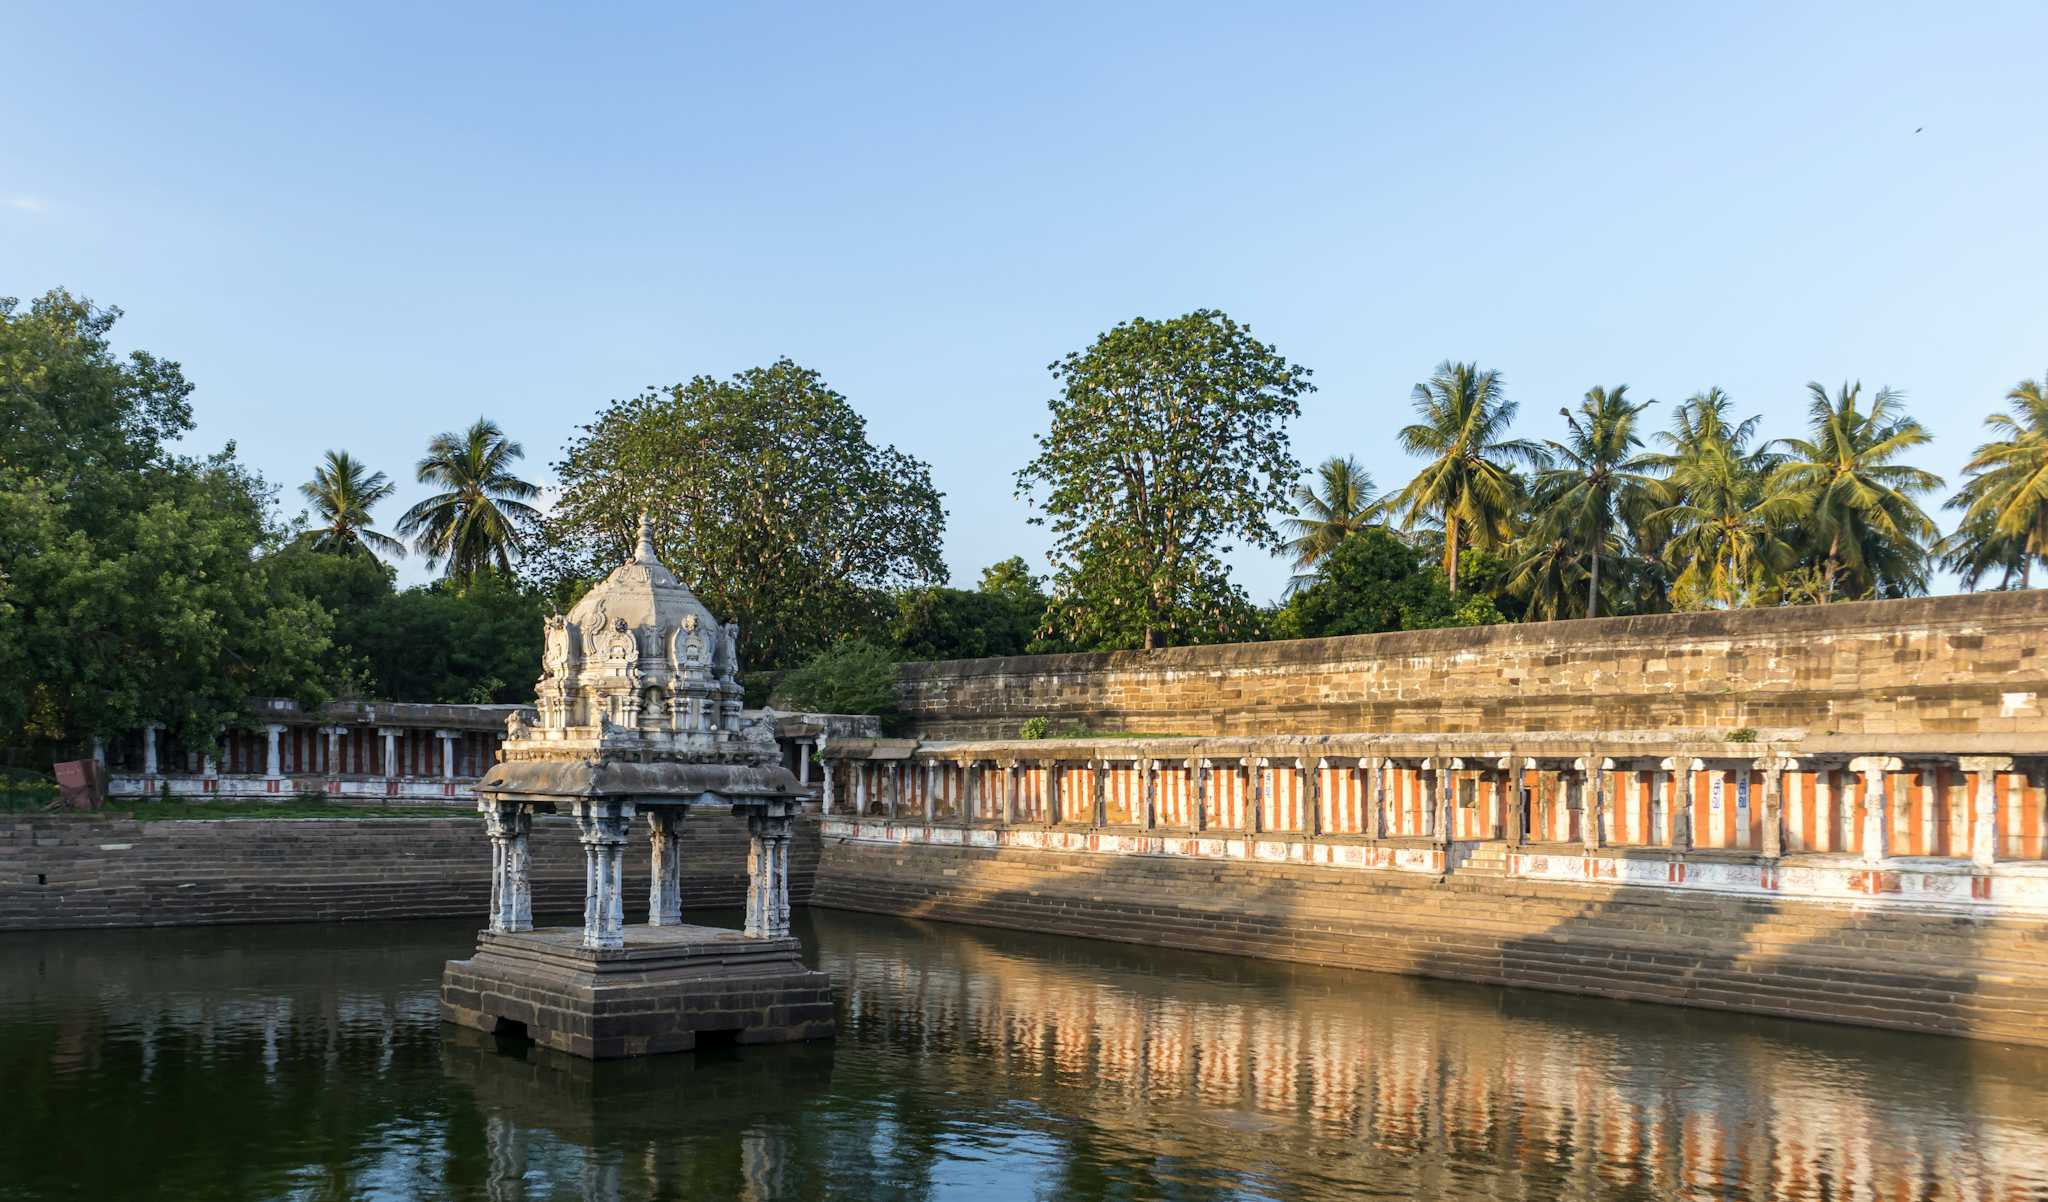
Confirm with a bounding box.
[531,516,745,739]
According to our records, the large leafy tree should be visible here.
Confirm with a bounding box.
[397,418,542,581]
[1770,382,1942,601]
[539,359,946,669]
[300,450,404,558]
[1391,361,1546,595]
[1644,390,1797,608]
[0,290,329,763]
[1517,385,1657,618]
[1282,455,1383,584]
[1943,375,2048,589]
[1016,310,1308,651]
[1272,528,1501,639]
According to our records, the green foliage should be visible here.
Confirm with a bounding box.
[300,450,404,559]
[890,558,1056,661]
[274,548,545,705]
[772,640,901,723]
[0,290,331,764]
[1284,455,1384,580]
[1724,727,1759,743]
[1943,375,2048,590]
[1272,529,1501,639]
[539,359,946,669]
[1390,361,1547,595]
[1513,385,1658,620]
[1769,382,1942,601]
[1017,310,1307,651]
[396,419,542,582]
[1018,716,1052,740]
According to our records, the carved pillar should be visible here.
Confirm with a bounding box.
[1188,757,1206,833]
[798,740,811,785]
[380,728,399,779]
[1044,759,1061,828]
[1093,760,1108,828]
[574,800,634,950]
[1851,756,1898,865]
[820,755,835,816]
[646,810,686,926]
[1366,755,1384,840]
[962,759,980,824]
[1581,757,1604,852]
[1140,758,1156,829]
[1663,757,1694,852]
[437,729,458,780]
[481,801,534,933]
[1962,756,2012,868]
[925,759,938,824]
[1502,756,1526,848]
[853,760,868,816]
[745,812,794,938]
[1757,756,1786,861]
[264,723,285,777]
[1438,759,1457,847]
[886,762,900,820]
[142,723,162,776]
[999,760,1017,826]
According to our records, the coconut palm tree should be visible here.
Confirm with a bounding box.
[1282,455,1384,582]
[1391,361,1547,594]
[1525,385,1657,618]
[299,450,404,558]
[1943,375,2048,589]
[1770,382,1942,601]
[1643,390,1795,608]
[396,418,543,581]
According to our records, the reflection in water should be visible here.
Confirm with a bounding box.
[1,912,2044,1200]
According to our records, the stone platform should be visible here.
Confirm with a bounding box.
[440,923,835,1059]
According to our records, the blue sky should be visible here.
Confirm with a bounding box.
[5,2,2044,600]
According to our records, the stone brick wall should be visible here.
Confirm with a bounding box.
[898,590,2048,739]
[812,837,2048,1046]
[0,814,820,931]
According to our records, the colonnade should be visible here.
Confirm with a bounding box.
[823,741,2045,870]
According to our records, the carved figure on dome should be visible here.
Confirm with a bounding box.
[717,621,742,683]
[505,709,533,740]
[542,614,572,679]
[581,597,610,643]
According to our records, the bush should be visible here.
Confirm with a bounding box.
[1019,717,1051,740]
[771,640,900,726]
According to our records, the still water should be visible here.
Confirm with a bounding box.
[2,909,2045,1201]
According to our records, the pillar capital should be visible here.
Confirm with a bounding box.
[1958,755,2016,775]
[1849,755,1903,774]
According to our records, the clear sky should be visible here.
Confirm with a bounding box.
[5,2,2044,600]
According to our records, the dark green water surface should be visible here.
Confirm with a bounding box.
[2,909,2045,1201]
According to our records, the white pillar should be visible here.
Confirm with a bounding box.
[647,810,685,926]
[745,812,793,939]
[437,729,457,780]
[1963,757,2011,869]
[92,736,107,767]
[482,801,533,933]
[575,800,633,950]
[380,728,399,779]
[264,724,285,777]
[798,740,811,785]
[142,724,162,775]
[322,726,343,776]
[1852,756,1899,865]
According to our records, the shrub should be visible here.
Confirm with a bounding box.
[771,640,900,725]
[1019,717,1051,740]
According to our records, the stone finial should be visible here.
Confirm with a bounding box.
[634,511,657,564]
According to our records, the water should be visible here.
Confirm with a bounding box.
[2,911,2045,1201]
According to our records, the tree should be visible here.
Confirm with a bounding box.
[1520,385,1657,618]
[1016,310,1308,651]
[1390,361,1547,595]
[0,290,330,763]
[1644,390,1798,608]
[1283,455,1383,581]
[299,450,404,558]
[539,359,946,669]
[771,640,901,724]
[396,418,542,582]
[1770,382,1942,601]
[1943,375,2048,589]
[1272,528,1501,639]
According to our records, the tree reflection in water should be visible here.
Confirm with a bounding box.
[1,911,2045,1200]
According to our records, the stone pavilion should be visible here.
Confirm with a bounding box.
[439,518,835,1058]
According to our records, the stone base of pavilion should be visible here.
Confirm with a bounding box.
[440,923,835,1060]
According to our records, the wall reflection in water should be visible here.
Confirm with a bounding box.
[1,913,2045,1201]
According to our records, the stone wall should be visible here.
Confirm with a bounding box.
[898,590,2048,739]
[0,814,820,931]
[811,835,2048,1046]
